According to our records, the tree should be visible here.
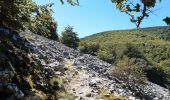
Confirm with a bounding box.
[27,3,58,38]
[111,0,161,28]
[163,17,170,25]
[0,0,36,30]
[60,0,79,5]
[0,0,58,38]
[60,25,79,49]
[50,31,59,41]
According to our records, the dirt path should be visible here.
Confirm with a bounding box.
[64,60,102,100]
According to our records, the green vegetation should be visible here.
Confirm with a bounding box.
[60,0,79,5]
[112,57,147,97]
[0,0,58,39]
[79,42,100,56]
[0,0,36,30]
[111,0,161,28]
[163,17,170,25]
[97,90,126,100]
[60,25,80,49]
[27,3,58,39]
[0,31,71,99]
[49,76,75,100]
[81,26,170,89]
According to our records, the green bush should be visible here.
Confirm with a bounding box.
[97,49,116,64]
[112,58,148,97]
[123,43,143,58]
[79,42,100,56]
[61,25,79,49]
[81,27,170,89]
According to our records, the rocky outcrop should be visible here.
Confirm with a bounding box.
[0,38,24,100]
[0,27,170,100]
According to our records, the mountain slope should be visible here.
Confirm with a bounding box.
[0,27,170,100]
[81,26,170,89]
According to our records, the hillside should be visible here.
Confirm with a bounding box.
[81,26,170,90]
[0,27,170,100]
[82,26,170,42]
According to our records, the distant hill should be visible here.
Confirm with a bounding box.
[82,26,170,40]
[81,26,170,89]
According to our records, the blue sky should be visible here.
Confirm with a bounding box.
[35,0,170,38]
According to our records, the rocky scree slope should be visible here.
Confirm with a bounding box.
[0,27,170,100]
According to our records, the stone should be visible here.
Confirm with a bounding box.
[86,93,92,97]
[55,71,62,75]
[1,27,170,100]
[14,90,25,99]
[72,88,75,91]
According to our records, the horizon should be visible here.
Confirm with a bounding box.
[35,0,170,38]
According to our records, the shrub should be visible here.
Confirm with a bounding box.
[79,42,100,56]
[147,65,170,90]
[112,58,148,97]
[160,33,170,41]
[123,43,143,58]
[97,49,116,64]
[60,25,79,49]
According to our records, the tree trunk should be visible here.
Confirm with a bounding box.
[136,0,147,28]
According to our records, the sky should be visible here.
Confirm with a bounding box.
[35,0,170,38]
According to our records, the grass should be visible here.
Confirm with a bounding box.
[97,90,126,100]
[50,76,65,85]
[56,90,75,100]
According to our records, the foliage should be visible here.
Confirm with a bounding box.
[97,49,116,64]
[112,58,148,96]
[60,25,79,49]
[0,30,71,99]
[50,32,59,41]
[160,27,170,41]
[147,63,170,89]
[81,26,170,89]
[98,90,126,100]
[79,42,100,56]
[60,0,79,5]
[163,17,170,25]
[123,43,143,58]
[27,3,58,38]
[111,0,161,28]
[0,0,58,38]
[56,90,75,100]
[0,0,36,30]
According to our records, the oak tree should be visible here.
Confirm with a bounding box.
[163,17,170,25]
[111,0,161,28]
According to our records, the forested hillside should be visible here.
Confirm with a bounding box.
[80,26,170,89]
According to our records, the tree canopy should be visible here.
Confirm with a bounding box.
[60,25,79,49]
[0,0,36,30]
[60,0,79,5]
[111,0,161,28]
[163,17,170,25]
[0,0,58,38]
[27,3,58,38]
[0,0,167,36]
